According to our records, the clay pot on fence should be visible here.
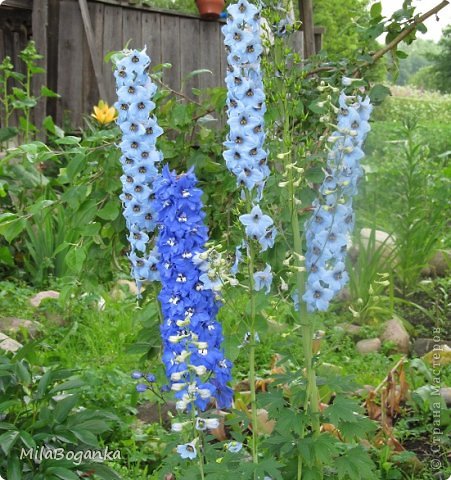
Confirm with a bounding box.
[195,0,225,20]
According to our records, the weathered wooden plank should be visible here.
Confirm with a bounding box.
[57,0,84,127]
[102,3,123,104]
[81,2,99,114]
[160,14,180,91]
[142,11,161,66]
[122,7,142,49]
[218,22,227,90]
[31,0,49,132]
[199,20,221,91]
[179,17,200,97]
[45,0,60,121]
[290,30,304,57]
[0,27,5,64]
[79,0,107,101]
[86,1,105,109]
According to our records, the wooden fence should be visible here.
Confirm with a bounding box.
[1,0,323,130]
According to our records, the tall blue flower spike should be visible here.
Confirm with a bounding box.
[114,48,163,293]
[154,166,233,412]
[222,0,276,288]
[302,91,373,312]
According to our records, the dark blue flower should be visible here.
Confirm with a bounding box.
[154,166,233,412]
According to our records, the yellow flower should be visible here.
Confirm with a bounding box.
[91,100,117,125]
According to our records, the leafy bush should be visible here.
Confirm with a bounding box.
[0,347,121,479]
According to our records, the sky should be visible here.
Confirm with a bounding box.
[380,0,451,42]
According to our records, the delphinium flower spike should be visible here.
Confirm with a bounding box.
[302,89,373,312]
[222,0,276,282]
[114,48,164,292]
[154,166,233,412]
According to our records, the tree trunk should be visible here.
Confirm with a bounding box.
[299,0,315,58]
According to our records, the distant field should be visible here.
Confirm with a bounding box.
[367,85,451,159]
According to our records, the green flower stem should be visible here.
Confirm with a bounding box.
[282,99,321,480]
[24,65,31,144]
[191,407,205,480]
[247,224,259,472]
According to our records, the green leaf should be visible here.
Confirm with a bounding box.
[184,68,213,80]
[306,166,324,183]
[14,361,31,384]
[65,246,87,274]
[325,396,362,425]
[54,136,81,146]
[40,85,60,98]
[66,154,86,180]
[70,428,98,447]
[43,116,65,138]
[54,394,78,423]
[7,454,21,480]
[370,2,382,18]
[27,199,55,215]
[97,202,120,221]
[336,446,377,480]
[49,377,85,394]
[45,467,79,480]
[0,246,14,266]
[0,126,19,143]
[395,50,408,59]
[416,23,427,34]
[74,419,110,434]
[19,430,36,450]
[0,429,19,455]
[79,464,122,480]
[12,98,37,109]
[0,213,26,243]
[369,84,391,105]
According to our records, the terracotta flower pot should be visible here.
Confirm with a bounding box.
[195,0,225,20]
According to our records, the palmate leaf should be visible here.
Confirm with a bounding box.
[338,417,378,442]
[324,396,363,425]
[335,445,378,480]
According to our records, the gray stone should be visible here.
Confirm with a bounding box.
[440,387,451,407]
[30,290,60,307]
[0,317,40,337]
[421,250,450,278]
[336,322,362,338]
[413,338,451,357]
[380,317,410,354]
[360,228,396,260]
[356,338,381,354]
[0,333,22,353]
[336,287,352,302]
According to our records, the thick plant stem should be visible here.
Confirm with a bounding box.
[282,107,321,480]
[247,238,259,471]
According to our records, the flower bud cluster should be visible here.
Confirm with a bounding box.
[303,91,373,311]
[114,48,163,291]
[222,0,276,289]
[154,166,233,411]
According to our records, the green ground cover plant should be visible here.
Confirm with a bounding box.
[0,1,450,479]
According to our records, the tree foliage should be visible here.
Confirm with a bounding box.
[394,39,439,86]
[311,0,372,58]
[430,25,451,93]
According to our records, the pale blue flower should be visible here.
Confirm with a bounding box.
[239,205,273,239]
[253,264,273,294]
[226,441,243,453]
[177,441,197,460]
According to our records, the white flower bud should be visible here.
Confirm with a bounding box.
[205,418,220,429]
[171,382,186,392]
